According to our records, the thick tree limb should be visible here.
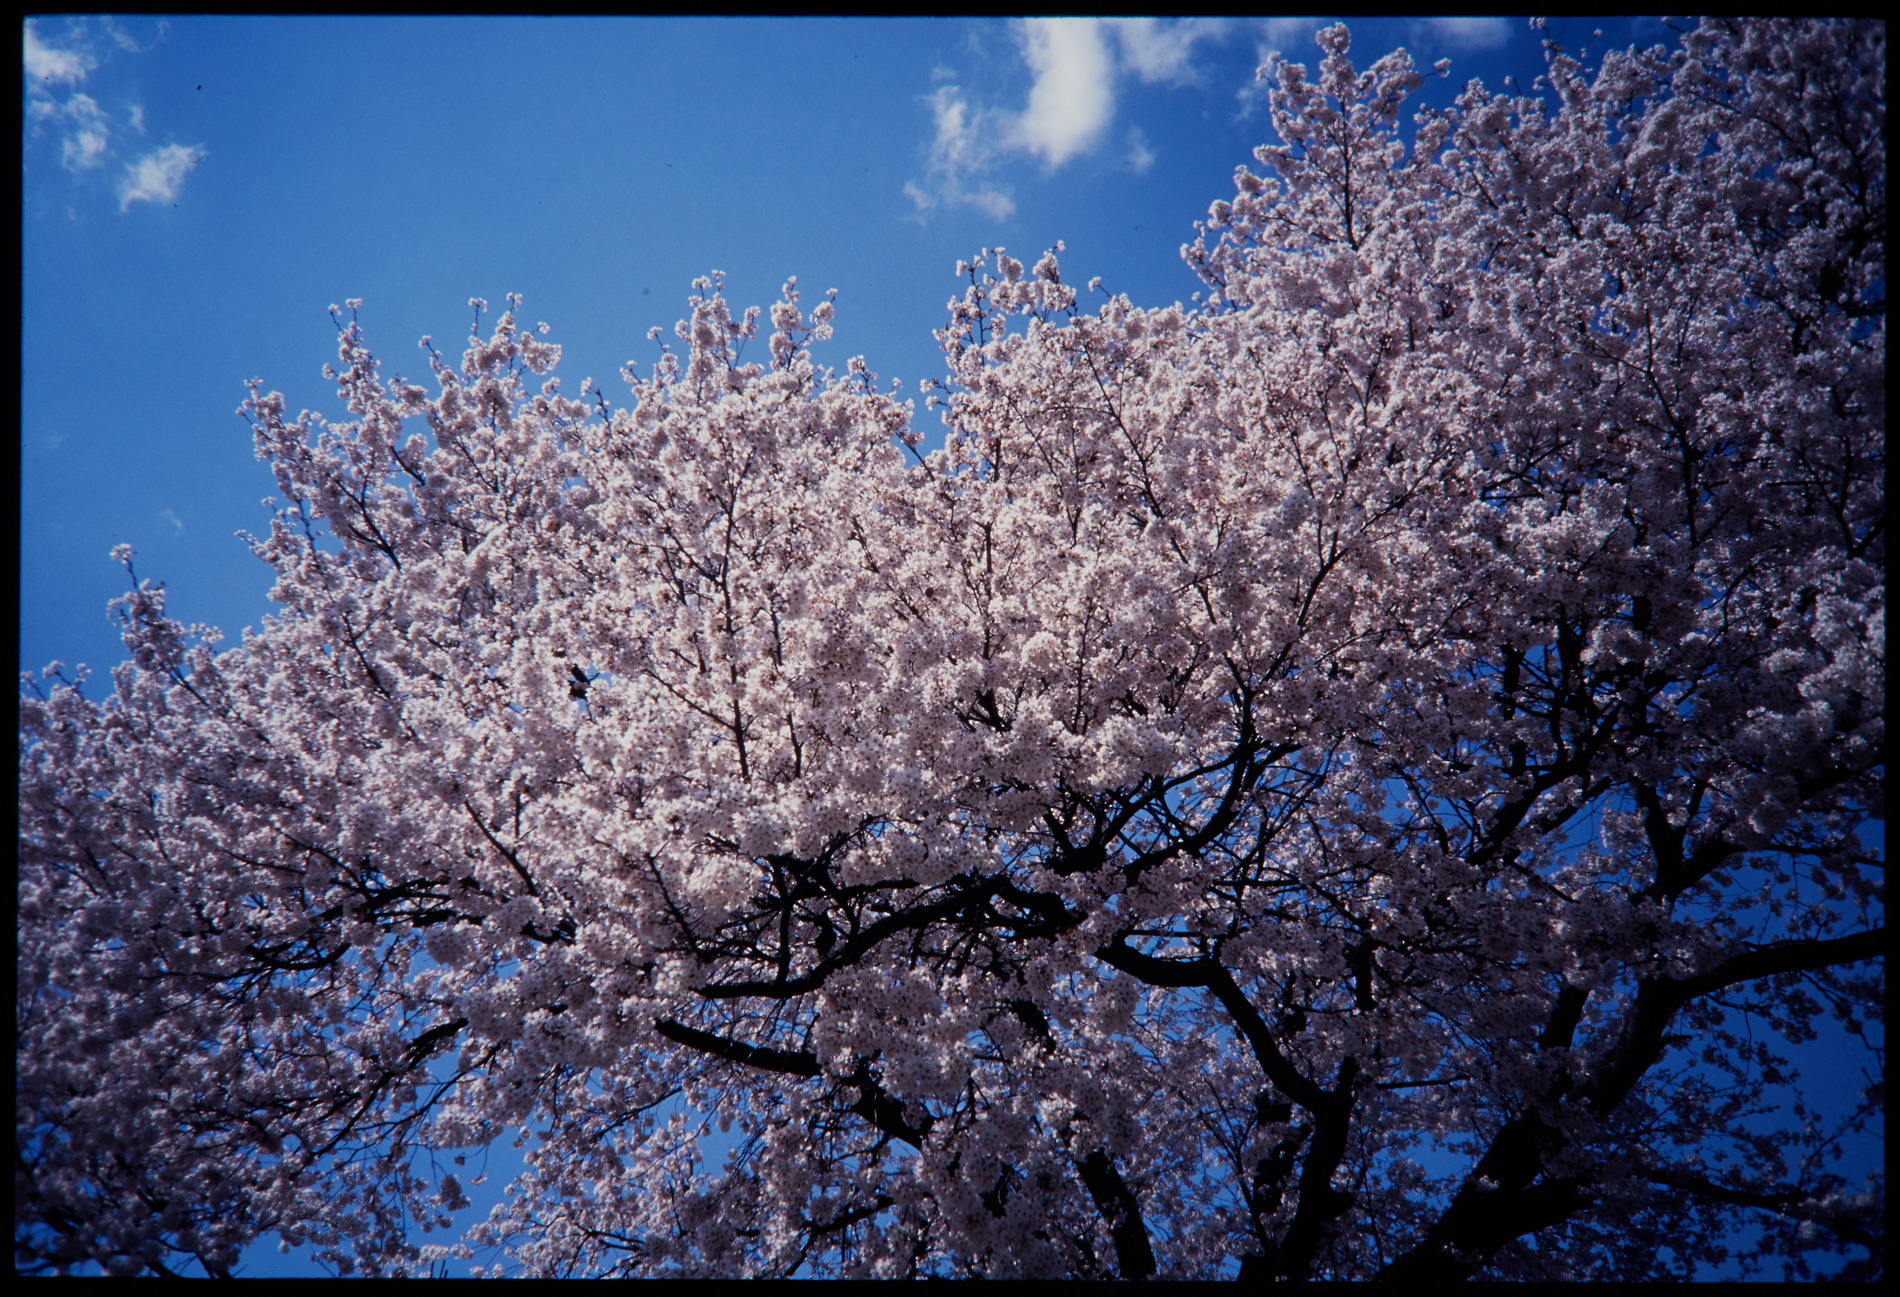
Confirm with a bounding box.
[1381,924,1886,1280]
[1073,1149,1158,1280]
[652,1018,931,1147]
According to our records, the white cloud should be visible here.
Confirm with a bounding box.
[23,20,95,86]
[1424,17,1513,51]
[920,84,989,180]
[160,508,185,534]
[25,18,187,216]
[101,17,151,54]
[1255,17,1325,60]
[1108,18,1230,86]
[57,94,111,171]
[1125,126,1156,174]
[906,18,1239,220]
[1012,18,1116,168]
[905,84,1017,219]
[119,143,205,212]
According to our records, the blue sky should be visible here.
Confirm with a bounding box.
[33,16,1868,1281]
[20,14,1670,682]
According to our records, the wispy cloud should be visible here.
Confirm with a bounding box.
[1107,18,1230,86]
[1253,17,1326,60]
[52,93,112,171]
[907,18,1233,220]
[101,17,152,54]
[904,83,1018,219]
[119,144,205,212]
[24,18,200,214]
[1422,17,1513,51]
[1125,126,1156,174]
[160,508,186,535]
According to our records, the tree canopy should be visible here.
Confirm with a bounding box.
[18,18,1883,1280]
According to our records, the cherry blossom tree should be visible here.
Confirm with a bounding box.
[18,18,1882,1280]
